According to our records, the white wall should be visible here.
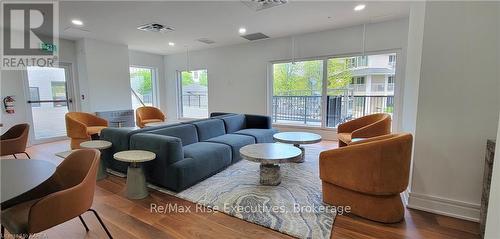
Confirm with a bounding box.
[0,39,77,134]
[164,18,409,129]
[484,3,500,237]
[407,1,500,221]
[128,50,166,112]
[76,38,131,112]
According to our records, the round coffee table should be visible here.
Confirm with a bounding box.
[240,143,302,186]
[113,150,156,199]
[273,132,322,163]
[80,140,112,181]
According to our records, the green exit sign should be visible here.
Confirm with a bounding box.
[40,43,57,52]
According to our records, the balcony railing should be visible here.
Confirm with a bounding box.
[272,95,394,127]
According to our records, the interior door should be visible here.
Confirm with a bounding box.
[26,63,75,144]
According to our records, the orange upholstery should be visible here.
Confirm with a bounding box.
[319,133,413,223]
[0,124,30,159]
[135,106,165,128]
[65,112,108,149]
[337,113,391,147]
[0,149,112,237]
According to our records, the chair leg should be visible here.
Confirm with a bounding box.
[24,152,31,159]
[78,215,89,232]
[88,209,112,239]
[12,154,17,159]
[1,225,4,239]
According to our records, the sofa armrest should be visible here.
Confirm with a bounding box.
[244,114,272,129]
[130,133,184,165]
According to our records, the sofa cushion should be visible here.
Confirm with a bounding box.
[149,124,198,146]
[221,114,246,133]
[182,142,232,172]
[206,134,255,163]
[234,128,279,143]
[191,119,226,141]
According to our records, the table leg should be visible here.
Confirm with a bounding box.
[260,164,281,186]
[293,144,305,163]
[97,158,108,181]
[126,164,148,199]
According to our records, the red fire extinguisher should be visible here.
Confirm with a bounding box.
[3,96,15,114]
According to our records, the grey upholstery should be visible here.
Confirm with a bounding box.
[100,124,181,173]
[206,134,255,163]
[221,114,246,133]
[234,128,279,143]
[192,119,226,141]
[149,124,198,146]
[104,113,278,192]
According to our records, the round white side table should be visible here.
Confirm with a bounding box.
[273,132,322,163]
[113,150,156,199]
[80,140,112,181]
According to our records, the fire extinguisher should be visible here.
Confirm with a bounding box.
[3,96,15,114]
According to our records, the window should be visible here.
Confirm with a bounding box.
[29,87,40,107]
[388,75,395,84]
[130,67,156,110]
[178,69,208,118]
[346,56,367,69]
[51,81,67,107]
[271,53,397,128]
[272,60,323,126]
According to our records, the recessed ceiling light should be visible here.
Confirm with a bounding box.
[168,42,175,46]
[354,4,366,11]
[238,27,247,35]
[71,19,83,26]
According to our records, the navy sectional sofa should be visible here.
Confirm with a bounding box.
[100,113,278,192]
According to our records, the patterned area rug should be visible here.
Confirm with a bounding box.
[151,155,336,239]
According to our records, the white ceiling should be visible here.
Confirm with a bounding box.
[59,1,411,55]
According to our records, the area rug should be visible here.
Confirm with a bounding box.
[150,155,336,239]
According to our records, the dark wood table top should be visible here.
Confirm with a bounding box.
[1,159,56,203]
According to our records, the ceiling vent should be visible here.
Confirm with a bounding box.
[241,0,288,11]
[197,38,216,44]
[137,23,174,33]
[241,32,270,41]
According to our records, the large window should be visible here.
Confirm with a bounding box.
[130,67,156,110]
[272,53,397,128]
[178,69,208,118]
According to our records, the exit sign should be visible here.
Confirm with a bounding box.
[40,43,57,52]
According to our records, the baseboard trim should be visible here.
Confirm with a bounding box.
[407,192,480,222]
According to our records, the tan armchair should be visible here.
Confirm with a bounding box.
[319,133,413,223]
[0,149,112,238]
[337,113,391,147]
[135,106,165,128]
[65,112,108,149]
[0,123,30,159]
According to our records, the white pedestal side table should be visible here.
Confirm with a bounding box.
[113,150,156,199]
[80,140,112,180]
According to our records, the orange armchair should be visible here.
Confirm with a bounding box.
[1,149,112,238]
[135,106,165,128]
[337,113,391,147]
[319,133,413,223]
[65,112,108,149]
[0,123,30,159]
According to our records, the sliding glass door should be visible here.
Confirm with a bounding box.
[271,52,397,128]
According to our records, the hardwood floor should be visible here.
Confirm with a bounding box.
[1,140,479,239]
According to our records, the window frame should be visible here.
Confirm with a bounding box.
[176,69,209,120]
[267,49,403,131]
[129,65,159,109]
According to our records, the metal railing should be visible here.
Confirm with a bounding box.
[182,94,208,108]
[272,95,394,127]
